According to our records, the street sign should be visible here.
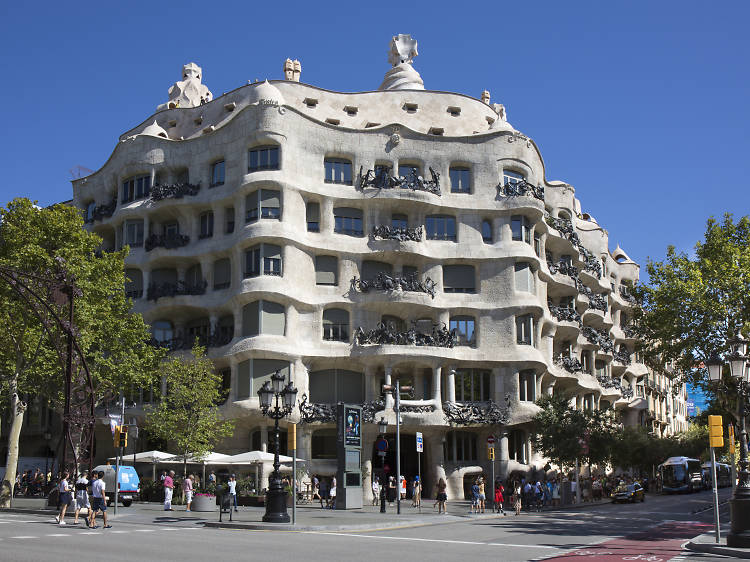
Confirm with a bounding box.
[487,434,496,447]
[416,432,423,453]
[376,437,389,452]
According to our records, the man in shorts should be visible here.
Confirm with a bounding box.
[89,471,111,529]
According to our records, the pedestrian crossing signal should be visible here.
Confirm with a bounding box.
[708,415,724,448]
[114,425,128,448]
[488,447,495,460]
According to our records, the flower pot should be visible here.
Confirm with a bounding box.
[192,495,217,512]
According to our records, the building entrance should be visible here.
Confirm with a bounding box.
[370,433,426,499]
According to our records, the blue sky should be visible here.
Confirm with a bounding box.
[1,2,747,407]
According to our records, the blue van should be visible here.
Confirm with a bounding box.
[92,464,140,507]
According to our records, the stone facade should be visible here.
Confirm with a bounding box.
[71,36,687,500]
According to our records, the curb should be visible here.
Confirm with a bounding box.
[203,519,436,532]
[1,507,57,516]
[685,540,750,559]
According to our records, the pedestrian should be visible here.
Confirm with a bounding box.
[412,476,421,507]
[470,479,480,513]
[552,479,560,506]
[208,471,216,484]
[160,470,167,483]
[329,476,337,509]
[400,475,407,500]
[513,481,522,516]
[372,476,380,506]
[89,470,111,529]
[163,470,175,511]
[494,481,506,515]
[73,471,90,525]
[183,474,193,511]
[55,471,73,525]
[478,477,486,513]
[435,478,448,514]
[388,475,396,504]
[228,474,238,511]
[312,474,322,505]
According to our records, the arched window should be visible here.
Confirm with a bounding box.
[443,431,477,461]
[248,145,280,172]
[323,308,349,342]
[242,300,286,337]
[449,316,475,346]
[124,268,143,299]
[509,430,528,463]
[324,157,353,185]
[309,369,364,404]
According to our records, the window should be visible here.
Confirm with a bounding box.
[534,233,541,257]
[596,360,608,378]
[516,314,535,345]
[449,167,471,193]
[511,215,532,244]
[309,369,364,404]
[315,255,338,285]
[246,189,281,222]
[450,316,475,346]
[311,429,337,459]
[425,215,456,241]
[323,308,349,342]
[210,160,225,187]
[334,207,363,237]
[217,368,231,404]
[186,263,203,287]
[582,351,593,374]
[324,158,353,185]
[443,264,475,293]
[503,170,525,186]
[519,370,536,402]
[248,146,279,172]
[244,244,282,277]
[186,317,210,347]
[123,220,144,247]
[151,268,177,286]
[306,202,320,232]
[225,207,235,234]
[481,220,492,243]
[362,260,392,280]
[402,265,418,277]
[124,268,143,299]
[391,213,408,229]
[241,300,286,336]
[236,358,290,400]
[199,211,214,239]
[163,221,179,237]
[509,429,528,463]
[121,174,151,203]
[443,431,477,462]
[454,369,490,402]
[85,201,96,222]
[514,262,535,293]
[398,163,421,178]
[213,258,231,290]
[151,320,173,343]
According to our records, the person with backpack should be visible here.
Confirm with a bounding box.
[73,471,90,525]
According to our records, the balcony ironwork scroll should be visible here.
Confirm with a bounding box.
[555,356,583,374]
[399,403,437,414]
[442,395,511,426]
[582,326,615,353]
[354,321,455,348]
[144,233,190,252]
[350,272,437,299]
[146,279,207,301]
[545,214,602,279]
[298,395,387,424]
[85,199,117,223]
[613,348,632,365]
[577,282,608,312]
[619,285,636,304]
[497,179,545,201]
[622,324,638,338]
[548,259,579,280]
[358,166,441,195]
[371,224,423,242]
[150,182,201,201]
[149,325,233,352]
[548,302,582,325]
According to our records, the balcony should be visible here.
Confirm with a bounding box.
[146,279,207,301]
[548,303,582,325]
[371,224,423,242]
[144,233,190,252]
[358,166,441,196]
[350,272,437,299]
[354,321,455,348]
[150,325,233,351]
[555,355,583,374]
[496,179,544,201]
[578,283,608,312]
[84,199,117,223]
[582,326,615,353]
[150,182,201,201]
[613,348,632,365]
[548,259,578,280]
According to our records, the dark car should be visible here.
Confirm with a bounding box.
[611,483,645,503]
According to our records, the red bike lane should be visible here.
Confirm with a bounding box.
[542,521,712,562]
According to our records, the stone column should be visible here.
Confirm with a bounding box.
[384,364,394,409]
[320,199,334,234]
[228,356,238,403]
[141,268,150,301]
[432,366,442,405]
[446,367,456,403]
[426,433,446,500]
[201,258,213,290]
[498,430,510,480]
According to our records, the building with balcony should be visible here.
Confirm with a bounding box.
[71,35,687,499]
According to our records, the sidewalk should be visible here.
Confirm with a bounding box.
[685,530,750,559]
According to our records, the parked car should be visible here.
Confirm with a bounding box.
[92,465,140,507]
[611,483,645,503]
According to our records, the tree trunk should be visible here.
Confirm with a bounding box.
[1,389,26,508]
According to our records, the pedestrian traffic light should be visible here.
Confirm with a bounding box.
[119,425,128,448]
[113,425,121,448]
[708,415,724,448]
[488,447,495,460]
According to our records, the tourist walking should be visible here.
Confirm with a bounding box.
[228,474,238,511]
[494,481,506,515]
[89,470,111,529]
[400,475,407,500]
[372,476,380,506]
[411,476,421,507]
[435,478,448,514]
[329,476,337,509]
[387,475,396,504]
[163,470,175,511]
[73,471,90,525]
[513,481,522,516]
[183,474,193,511]
[470,479,480,513]
[208,471,216,484]
[55,471,73,525]
[478,477,486,513]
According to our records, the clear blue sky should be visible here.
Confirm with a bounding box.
[1,2,747,264]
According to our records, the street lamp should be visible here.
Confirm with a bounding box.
[257,370,298,523]
[377,417,388,513]
[708,334,750,548]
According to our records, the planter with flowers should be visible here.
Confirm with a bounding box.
[192,493,217,512]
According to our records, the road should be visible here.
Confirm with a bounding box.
[0,488,732,562]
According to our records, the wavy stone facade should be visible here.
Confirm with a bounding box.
[72,43,687,500]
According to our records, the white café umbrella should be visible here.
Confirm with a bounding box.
[224,451,305,490]
[106,450,178,481]
[162,452,233,484]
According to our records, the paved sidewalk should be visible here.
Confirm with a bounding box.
[686,530,750,559]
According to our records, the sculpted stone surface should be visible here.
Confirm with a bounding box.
[354,321,455,347]
[378,34,425,91]
[157,62,213,111]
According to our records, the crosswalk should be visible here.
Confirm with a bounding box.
[0,515,196,541]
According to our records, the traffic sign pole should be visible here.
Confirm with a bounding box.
[416,432,423,513]
[487,434,496,510]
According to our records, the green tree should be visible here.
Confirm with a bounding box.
[0,198,162,506]
[531,394,589,471]
[633,214,750,418]
[144,345,234,490]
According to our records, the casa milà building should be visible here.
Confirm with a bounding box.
[71,34,687,499]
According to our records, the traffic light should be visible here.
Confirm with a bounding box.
[488,447,495,460]
[119,425,128,448]
[113,425,121,448]
[708,415,724,448]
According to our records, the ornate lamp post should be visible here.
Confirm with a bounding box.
[257,370,298,523]
[378,417,388,513]
[707,335,750,547]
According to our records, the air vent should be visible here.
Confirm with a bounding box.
[224,102,236,112]
[304,97,318,108]
[403,103,418,113]
[325,118,341,126]
[365,122,381,128]
[194,115,203,125]
[168,119,177,128]
[344,106,358,116]
[428,127,444,136]
[447,106,461,117]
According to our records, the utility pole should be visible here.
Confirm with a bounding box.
[395,380,401,515]
[114,396,124,516]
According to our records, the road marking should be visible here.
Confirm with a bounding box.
[307,531,562,549]
[134,529,155,532]
[46,533,70,537]
[10,536,37,539]
[110,530,128,534]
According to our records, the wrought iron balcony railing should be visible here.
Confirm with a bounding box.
[548,303,582,325]
[146,279,207,301]
[85,199,117,223]
[496,179,544,201]
[358,166,441,195]
[582,326,615,353]
[555,355,583,374]
[144,233,190,252]
[150,182,201,201]
[350,272,437,299]
[442,396,511,426]
[613,348,632,365]
[371,224,423,242]
[548,259,579,279]
[354,321,455,347]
